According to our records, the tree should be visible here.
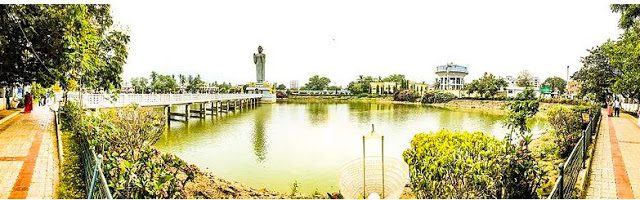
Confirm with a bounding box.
[572,45,617,102]
[347,75,375,94]
[277,84,286,90]
[464,72,508,98]
[542,76,567,95]
[303,75,331,90]
[131,77,149,93]
[0,5,129,91]
[186,74,206,93]
[604,25,640,108]
[150,75,178,93]
[516,70,535,87]
[611,4,640,30]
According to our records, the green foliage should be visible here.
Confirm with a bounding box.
[603,25,640,106]
[516,87,537,100]
[504,100,539,139]
[464,72,508,98]
[573,45,617,102]
[151,74,178,93]
[402,130,507,198]
[303,75,331,90]
[421,90,455,104]
[611,4,640,29]
[131,77,149,93]
[542,77,567,95]
[547,105,591,157]
[60,101,83,133]
[0,5,129,91]
[56,131,87,198]
[186,74,206,93]
[393,89,418,102]
[347,75,375,94]
[501,100,545,198]
[277,84,286,90]
[30,82,47,100]
[516,70,535,88]
[382,74,408,89]
[290,180,299,198]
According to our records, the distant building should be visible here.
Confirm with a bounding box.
[408,81,430,96]
[435,63,468,90]
[121,81,134,93]
[502,75,541,98]
[290,80,299,90]
[370,82,398,95]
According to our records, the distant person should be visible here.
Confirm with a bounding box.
[607,99,613,117]
[614,98,621,117]
[637,109,640,127]
[24,92,33,113]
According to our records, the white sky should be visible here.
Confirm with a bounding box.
[110,0,623,87]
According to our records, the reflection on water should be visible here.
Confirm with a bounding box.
[252,105,269,162]
[155,102,548,194]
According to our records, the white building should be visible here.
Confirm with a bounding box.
[435,63,468,90]
[290,80,299,90]
[502,75,541,98]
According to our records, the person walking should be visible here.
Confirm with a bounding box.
[607,99,613,117]
[614,98,621,117]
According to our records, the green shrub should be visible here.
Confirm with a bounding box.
[56,131,87,198]
[60,101,83,132]
[393,90,418,102]
[547,105,583,157]
[421,91,456,104]
[402,130,507,198]
[501,100,546,198]
[78,105,200,198]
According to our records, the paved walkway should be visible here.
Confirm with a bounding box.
[586,110,640,199]
[0,107,57,199]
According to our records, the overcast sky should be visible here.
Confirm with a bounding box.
[110,0,622,87]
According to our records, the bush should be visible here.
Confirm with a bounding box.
[421,91,456,104]
[276,91,287,98]
[60,101,83,132]
[402,130,507,198]
[393,90,418,102]
[547,105,583,157]
[78,106,200,198]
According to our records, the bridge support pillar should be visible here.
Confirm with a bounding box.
[185,104,190,122]
[165,105,171,126]
[226,100,230,112]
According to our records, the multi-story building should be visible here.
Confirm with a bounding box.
[435,63,468,90]
[289,80,299,90]
[370,81,398,95]
[408,81,430,96]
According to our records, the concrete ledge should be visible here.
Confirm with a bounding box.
[0,110,20,125]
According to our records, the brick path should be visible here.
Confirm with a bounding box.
[0,107,57,199]
[586,110,640,198]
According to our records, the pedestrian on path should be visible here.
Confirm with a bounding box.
[608,99,613,117]
[23,92,33,113]
[614,98,621,117]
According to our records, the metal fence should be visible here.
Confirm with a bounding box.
[548,111,601,199]
[79,135,113,199]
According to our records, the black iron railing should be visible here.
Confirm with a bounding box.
[548,111,601,199]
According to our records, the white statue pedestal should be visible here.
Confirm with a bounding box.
[245,83,276,103]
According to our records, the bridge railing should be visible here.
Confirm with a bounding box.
[61,93,262,109]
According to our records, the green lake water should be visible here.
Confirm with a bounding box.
[154,102,547,194]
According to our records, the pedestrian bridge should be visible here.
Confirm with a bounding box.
[62,93,263,109]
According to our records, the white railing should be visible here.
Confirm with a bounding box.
[622,103,639,112]
[58,93,262,109]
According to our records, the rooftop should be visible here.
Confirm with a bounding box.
[436,63,468,74]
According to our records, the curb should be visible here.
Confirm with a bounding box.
[0,110,21,125]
